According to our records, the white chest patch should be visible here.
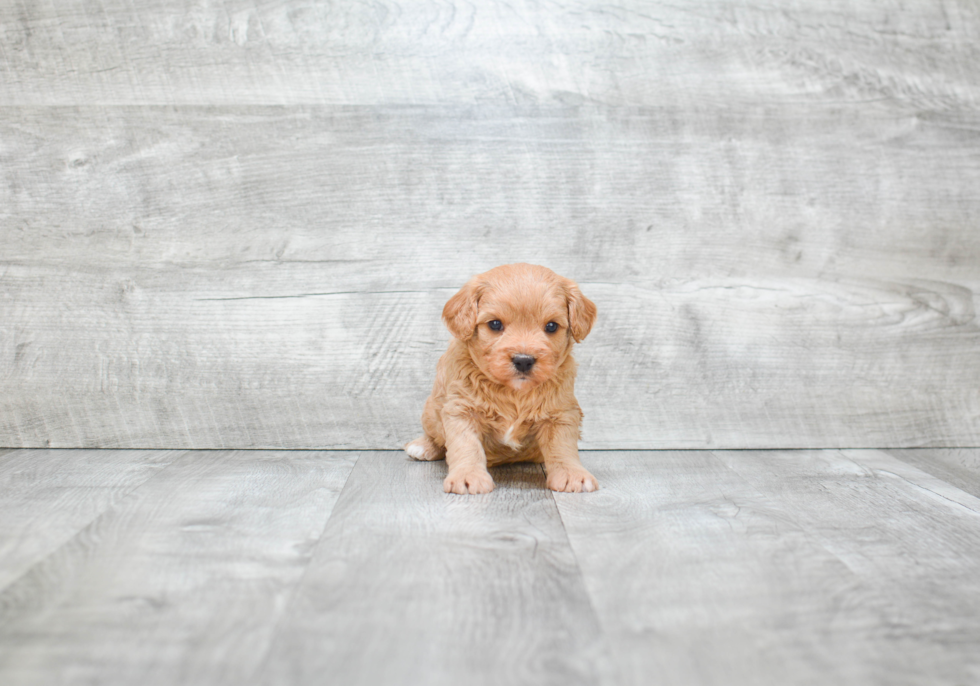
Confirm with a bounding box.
[500,424,522,450]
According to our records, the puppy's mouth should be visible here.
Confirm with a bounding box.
[508,368,541,391]
[508,376,534,392]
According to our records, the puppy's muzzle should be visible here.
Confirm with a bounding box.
[511,354,536,374]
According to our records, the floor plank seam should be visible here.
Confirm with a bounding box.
[248,450,366,680]
[707,448,869,576]
[0,449,191,599]
[547,467,619,668]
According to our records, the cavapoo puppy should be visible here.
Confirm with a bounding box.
[405,263,598,494]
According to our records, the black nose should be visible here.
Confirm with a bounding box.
[512,354,536,374]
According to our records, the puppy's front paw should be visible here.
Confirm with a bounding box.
[444,468,495,495]
[404,436,445,461]
[547,467,598,493]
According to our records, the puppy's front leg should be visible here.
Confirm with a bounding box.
[442,412,494,495]
[539,417,598,493]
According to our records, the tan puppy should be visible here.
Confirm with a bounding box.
[405,263,598,494]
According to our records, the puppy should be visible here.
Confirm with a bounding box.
[405,263,598,494]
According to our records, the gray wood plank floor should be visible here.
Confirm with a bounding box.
[0,449,182,589]
[0,450,357,686]
[2,449,980,685]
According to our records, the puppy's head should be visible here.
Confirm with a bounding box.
[443,263,597,392]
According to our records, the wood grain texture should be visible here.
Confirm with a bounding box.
[1,104,978,449]
[555,450,980,686]
[0,449,181,591]
[0,450,358,686]
[2,1,979,107]
[3,448,980,684]
[257,452,608,686]
[887,448,980,500]
[717,449,980,685]
[2,0,980,449]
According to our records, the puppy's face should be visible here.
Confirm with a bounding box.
[443,264,597,392]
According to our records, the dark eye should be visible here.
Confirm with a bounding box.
[488,320,503,331]
[545,321,559,333]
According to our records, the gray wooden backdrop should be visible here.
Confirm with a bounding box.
[1,0,978,449]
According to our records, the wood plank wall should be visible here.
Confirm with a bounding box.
[1,1,979,449]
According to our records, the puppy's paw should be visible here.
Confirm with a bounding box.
[404,436,445,461]
[547,467,599,493]
[444,468,495,495]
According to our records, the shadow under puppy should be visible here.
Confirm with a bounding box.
[405,263,598,494]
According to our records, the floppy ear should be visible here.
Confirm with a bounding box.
[442,279,482,340]
[565,280,597,343]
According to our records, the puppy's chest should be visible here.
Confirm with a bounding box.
[485,415,535,451]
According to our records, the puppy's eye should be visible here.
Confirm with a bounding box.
[545,321,559,333]
[488,320,503,331]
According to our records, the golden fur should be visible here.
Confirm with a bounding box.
[405,263,598,494]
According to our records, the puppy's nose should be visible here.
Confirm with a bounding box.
[512,354,536,374]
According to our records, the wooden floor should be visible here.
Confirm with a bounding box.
[1,448,980,685]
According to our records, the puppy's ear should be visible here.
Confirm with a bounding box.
[564,280,597,343]
[442,279,482,340]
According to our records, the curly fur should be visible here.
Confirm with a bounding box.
[405,263,598,494]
